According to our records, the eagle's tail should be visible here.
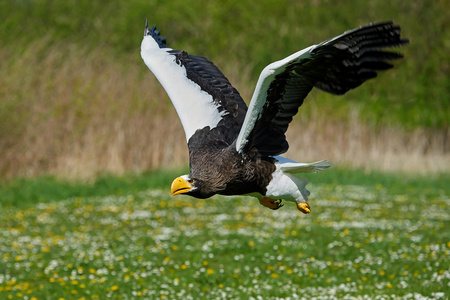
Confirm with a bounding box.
[280,160,334,174]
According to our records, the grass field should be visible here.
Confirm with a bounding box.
[1,169,448,299]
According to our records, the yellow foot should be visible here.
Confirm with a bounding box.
[297,202,311,214]
[259,197,284,210]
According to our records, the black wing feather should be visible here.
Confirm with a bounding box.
[243,21,408,157]
[142,23,248,149]
[168,50,248,149]
[145,21,168,48]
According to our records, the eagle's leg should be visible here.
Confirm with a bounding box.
[259,197,284,210]
[296,202,311,214]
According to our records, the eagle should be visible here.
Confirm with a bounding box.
[140,20,408,213]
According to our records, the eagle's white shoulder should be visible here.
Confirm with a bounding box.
[235,46,315,153]
[141,31,224,142]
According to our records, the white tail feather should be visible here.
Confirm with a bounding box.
[278,158,333,174]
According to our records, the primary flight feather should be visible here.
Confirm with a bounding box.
[141,21,408,213]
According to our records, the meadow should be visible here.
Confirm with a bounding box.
[0,169,449,299]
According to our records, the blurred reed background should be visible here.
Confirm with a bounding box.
[0,0,448,180]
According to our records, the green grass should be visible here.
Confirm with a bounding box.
[0,169,448,299]
[0,169,184,209]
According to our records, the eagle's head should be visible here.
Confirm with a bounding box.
[170,175,216,199]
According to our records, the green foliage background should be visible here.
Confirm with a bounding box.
[1,0,449,128]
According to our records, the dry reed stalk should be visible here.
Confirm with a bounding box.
[286,119,450,174]
[0,41,448,180]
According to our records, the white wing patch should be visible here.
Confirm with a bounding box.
[141,35,224,142]
[235,45,315,153]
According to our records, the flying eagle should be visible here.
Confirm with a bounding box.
[141,21,408,213]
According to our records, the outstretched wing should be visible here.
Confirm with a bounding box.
[141,22,247,143]
[236,21,409,157]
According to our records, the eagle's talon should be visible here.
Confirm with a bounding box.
[259,197,284,210]
[297,202,311,214]
[272,201,284,210]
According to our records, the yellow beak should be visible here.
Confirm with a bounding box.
[171,176,193,196]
